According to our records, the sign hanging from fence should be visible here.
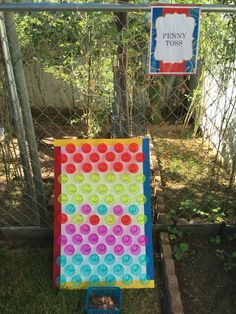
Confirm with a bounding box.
[149,4,201,75]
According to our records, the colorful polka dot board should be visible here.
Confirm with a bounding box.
[53,138,154,289]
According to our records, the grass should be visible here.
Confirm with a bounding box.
[0,238,166,314]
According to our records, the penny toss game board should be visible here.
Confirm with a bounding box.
[53,138,154,289]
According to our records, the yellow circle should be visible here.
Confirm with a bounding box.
[73,214,84,224]
[136,174,146,183]
[82,183,92,194]
[72,194,83,205]
[90,173,100,183]
[105,195,115,205]
[137,214,147,225]
[58,174,68,184]
[105,214,116,225]
[137,194,146,205]
[66,184,77,195]
[89,194,99,205]
[120,174,131,183]
[74,173,85,184]
[114,184,125,194]
[120,194,131,205]
[97,184,108,194]
[129,184,139,194]
[106,173,116,183]
[58,193,68,204]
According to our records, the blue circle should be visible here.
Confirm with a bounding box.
[65,203,76,215]
[55,275,66,287]
[97,204,108,215]
[56,255,67,267]
[72,254,83,265]
[97,264,108,276]
[140,274,150,285]
[122,254,132,266]
[89,254,100,265]
[139,255,150,266]
[105,274,116,285]
[105,254,115,265]
[71,275,82,288]
[128,204,139,215]
[81,265,91,276]
[122,274,133,286]
[89,275,100,285]
[113,264,124,276]
[131,264,141,276]
[64,264,75,277]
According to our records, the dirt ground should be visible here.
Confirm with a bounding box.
[173,234,236,314]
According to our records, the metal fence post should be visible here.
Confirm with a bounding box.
[3,0,48,223]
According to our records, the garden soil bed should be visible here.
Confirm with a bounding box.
[173,234,236,314]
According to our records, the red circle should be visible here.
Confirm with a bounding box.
[121,152,131,162]
[90,152,100,163]
[114,143,124,153]
[58,153,67,164]
[66,143,76,153]
[135,152,145,162]
[90,215,100,225]
[97,143,107,153]
[128,164,139,173]
[81,143,92,153]
[59,213,68,224]
[73,153,83,163]
[105,152,115,162]
[98,162,108,172]
[121,215,131,225]
[129,143,139,153]
[65,164,76,174]
[113,162,124,172]
[82,163,92,173]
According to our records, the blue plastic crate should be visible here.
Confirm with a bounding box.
[85,286,122,314]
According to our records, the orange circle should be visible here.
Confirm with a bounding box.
[121,215,131,225]
[89,215,100,225]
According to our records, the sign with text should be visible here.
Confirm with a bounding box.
[149,5,201,75]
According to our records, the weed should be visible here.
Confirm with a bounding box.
[173,243,189,261]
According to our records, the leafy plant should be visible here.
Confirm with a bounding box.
[168,226,183,241]
[224,251,236,272]
[210,235,222,245]
[173,243,189,261]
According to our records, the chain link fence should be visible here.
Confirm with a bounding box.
[0,2,235,228]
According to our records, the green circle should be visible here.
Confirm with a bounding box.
[72,194,83,205]
[58,174,68,184]
[129,184,139,194]
[136,174,146,183]
[122,274,133,286]
[58,194,68,204]
[66,184,77,195]
[106,173,116,183]
[90,173,100,183]
[72,213,83,224]
[105,214,116,225]
[82,183,92,194]
[97,184,108,194]
[137,214,147,225]
[89,194,99,205]
[137,194,147,205]
[114,184,125,194]
[120,173,131,183]
[105,195,115,205]
[74,173,84,183]
[120,194,131,205]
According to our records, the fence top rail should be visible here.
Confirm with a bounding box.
[0,2,235,13]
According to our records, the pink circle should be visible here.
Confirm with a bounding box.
[113,225,123,236]
[81,244,91,255]
[97,225,108,236]
[64,244,75,256]
[130,225,141,236]
[138,235,148,246]
[96,244,107,255]
[106,235,116,246]
[57,235,67,246]
[114,245,124,256]
[88,233,99,244]
[113,205,124,216]
[122,235,132,246]
[81,204,91,215]
[72,234,83,245]
[80,224,90,235]
[130,244,141,255]
[65,224,76,235]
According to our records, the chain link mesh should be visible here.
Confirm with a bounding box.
[0,3,235,227]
